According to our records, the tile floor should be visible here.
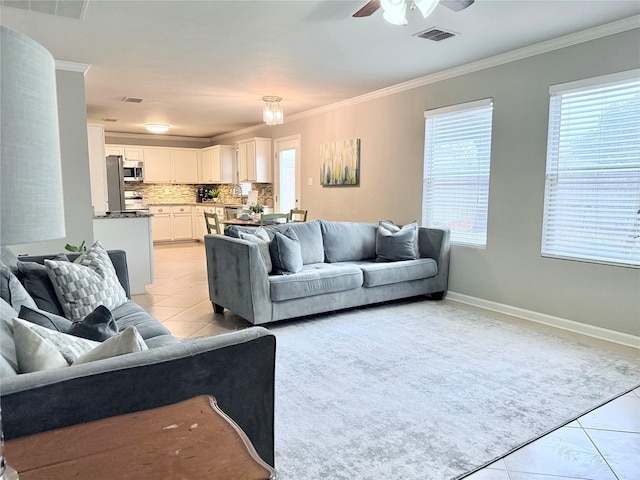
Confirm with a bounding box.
[133,242,640,480]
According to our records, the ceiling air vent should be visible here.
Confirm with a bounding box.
[415,28,457,42]
[101,118,118,122]
[122,97,143,103]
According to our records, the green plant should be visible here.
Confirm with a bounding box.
[65,240,86,252]
[208,188,220,198]
[249,204,264,214]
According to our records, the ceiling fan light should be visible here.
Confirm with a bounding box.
[145,123,169,134]
[414,0,439,18]
[381,0,407,25]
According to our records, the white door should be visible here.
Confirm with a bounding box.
[273,135,301,214]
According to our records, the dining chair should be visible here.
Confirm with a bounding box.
[260,213,289,226]
[289,209,308,222]
[204,212,221,234]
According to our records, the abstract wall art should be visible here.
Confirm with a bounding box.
[320,138,360,186]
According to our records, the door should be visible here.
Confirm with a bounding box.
[273,135,301,214]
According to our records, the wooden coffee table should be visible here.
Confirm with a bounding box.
[4,395,277,480]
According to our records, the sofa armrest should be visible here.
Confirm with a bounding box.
[204,234,272,324]
[418,227,451,294]
[0,327,276,466]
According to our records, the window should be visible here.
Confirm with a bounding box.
[542,70,640,267]
[422,99,494,247]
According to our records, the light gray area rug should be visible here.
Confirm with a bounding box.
[268,299,640,479]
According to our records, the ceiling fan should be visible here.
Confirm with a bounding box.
[354,0,474,25]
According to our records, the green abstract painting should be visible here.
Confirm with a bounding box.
[320,138,360,186]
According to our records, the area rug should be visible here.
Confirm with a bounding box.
[267,299,640,479]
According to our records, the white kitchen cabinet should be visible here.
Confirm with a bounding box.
[150,206,172,242]
[105,145,144,161]
[199,145,234,183]
[237,137,272,182]
[150,205,194,242]
[87,124,108,215]
[171,205,194,239]
[144,148,198,184]
[193,205,224,240]
[105,145,123,157]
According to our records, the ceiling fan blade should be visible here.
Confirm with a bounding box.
[353,0,381,17]
[440,0,475,12]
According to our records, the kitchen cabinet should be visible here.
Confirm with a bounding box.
[105,145,143,161]
[144,148,198,184]
[87,124,108,215]
[199,145,235,183]
[150,205,193,242]
[237,138,272,183]
[193,205,225,240]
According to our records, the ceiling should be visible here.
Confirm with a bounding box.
[1,1,639,139]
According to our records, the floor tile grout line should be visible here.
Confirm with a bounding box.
[581,426,621,480]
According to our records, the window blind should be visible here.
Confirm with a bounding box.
[423,99,494,247]
[542,72,640,267]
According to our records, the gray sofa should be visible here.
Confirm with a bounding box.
[0,250,276,466]
[205,220,450,325]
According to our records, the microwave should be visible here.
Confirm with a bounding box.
[123,160,144,182]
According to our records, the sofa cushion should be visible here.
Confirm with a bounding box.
[68,305,119,342]
[110,301,174,342]
[320,221,377,263]
[239,228,273,273]
[376,220,419,262]
[270,228,303,274]
[269,263,363,301]
[351,258,438,287]
[1,298,19,376]
[45,241,128,321]
[18,305,73,332]
[1,264,38,312]
[16,255,68,315]
[273,220,325,265]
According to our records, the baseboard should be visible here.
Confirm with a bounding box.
[446,292,640,350]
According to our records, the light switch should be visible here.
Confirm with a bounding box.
[307,177,313,186]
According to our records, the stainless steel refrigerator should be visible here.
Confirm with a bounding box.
[106,155,126,212]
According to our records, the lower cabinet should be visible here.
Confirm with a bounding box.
[193,205,225,240]
[150,205,193,242]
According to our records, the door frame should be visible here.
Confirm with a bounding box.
[273,134,301,212]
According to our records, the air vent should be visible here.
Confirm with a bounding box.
[122,97,143,103]
[415,28,457,42]
[101,118,118,122]
[0,0,89,20]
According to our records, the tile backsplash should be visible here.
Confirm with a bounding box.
[126,183,273,206]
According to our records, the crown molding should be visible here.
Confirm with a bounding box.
[215,14,639,140]
[55,60,90,74]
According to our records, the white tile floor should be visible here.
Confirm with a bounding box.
[133,242,640,480]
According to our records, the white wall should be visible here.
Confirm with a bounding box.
[218,28,640,337]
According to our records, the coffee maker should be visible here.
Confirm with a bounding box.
[196,187,207,203]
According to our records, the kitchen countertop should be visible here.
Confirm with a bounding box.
[94,212,154,219]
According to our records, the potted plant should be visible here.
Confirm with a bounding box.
[207,188,220,202]
[249,204,264,221]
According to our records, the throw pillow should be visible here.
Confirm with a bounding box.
[16,255,69,315]
[239,228,273,273]
[13,317,99,372]
[18,305,73,333]
[376,220,419,262]
[1,298,20,373]
[270,228,303,274]
[68,305,119,342]
[74,326,148,365]
[0,264,38,312]
[45,241,128,321]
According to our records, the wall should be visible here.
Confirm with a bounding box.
[217,29,640,337]
[13,68,94,255]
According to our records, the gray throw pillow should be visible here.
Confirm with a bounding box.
[16,254,69,315]
[18,305,73,332]
[0,264,38,312]
[270,228,303,274]
[376,220,419,262]
[45,241,128,321]
[239,228,273,274]
[68,305,119,342]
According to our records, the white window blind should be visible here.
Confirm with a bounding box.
[422,99,493,247]
[542,71,640,267]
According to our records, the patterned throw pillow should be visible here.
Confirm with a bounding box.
[45,241,128,321]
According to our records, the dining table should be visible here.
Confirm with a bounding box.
[223,218,279,227]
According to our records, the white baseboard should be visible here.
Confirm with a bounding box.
[446,292,640,350]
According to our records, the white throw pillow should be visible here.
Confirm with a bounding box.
[45,240,128,321]
[13,317,98,373]
[239,227,273,273]
[74,326,147,365]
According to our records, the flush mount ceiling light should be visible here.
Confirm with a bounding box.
[145,124,169,134]
[262,96,283,125]
[381,0,439,26]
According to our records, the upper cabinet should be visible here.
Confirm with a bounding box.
[143,148,198,184]
[237,137,272,183]
[105,145,143,161]
[199,145,235,184]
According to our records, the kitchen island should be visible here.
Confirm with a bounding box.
[93,212,153,295]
